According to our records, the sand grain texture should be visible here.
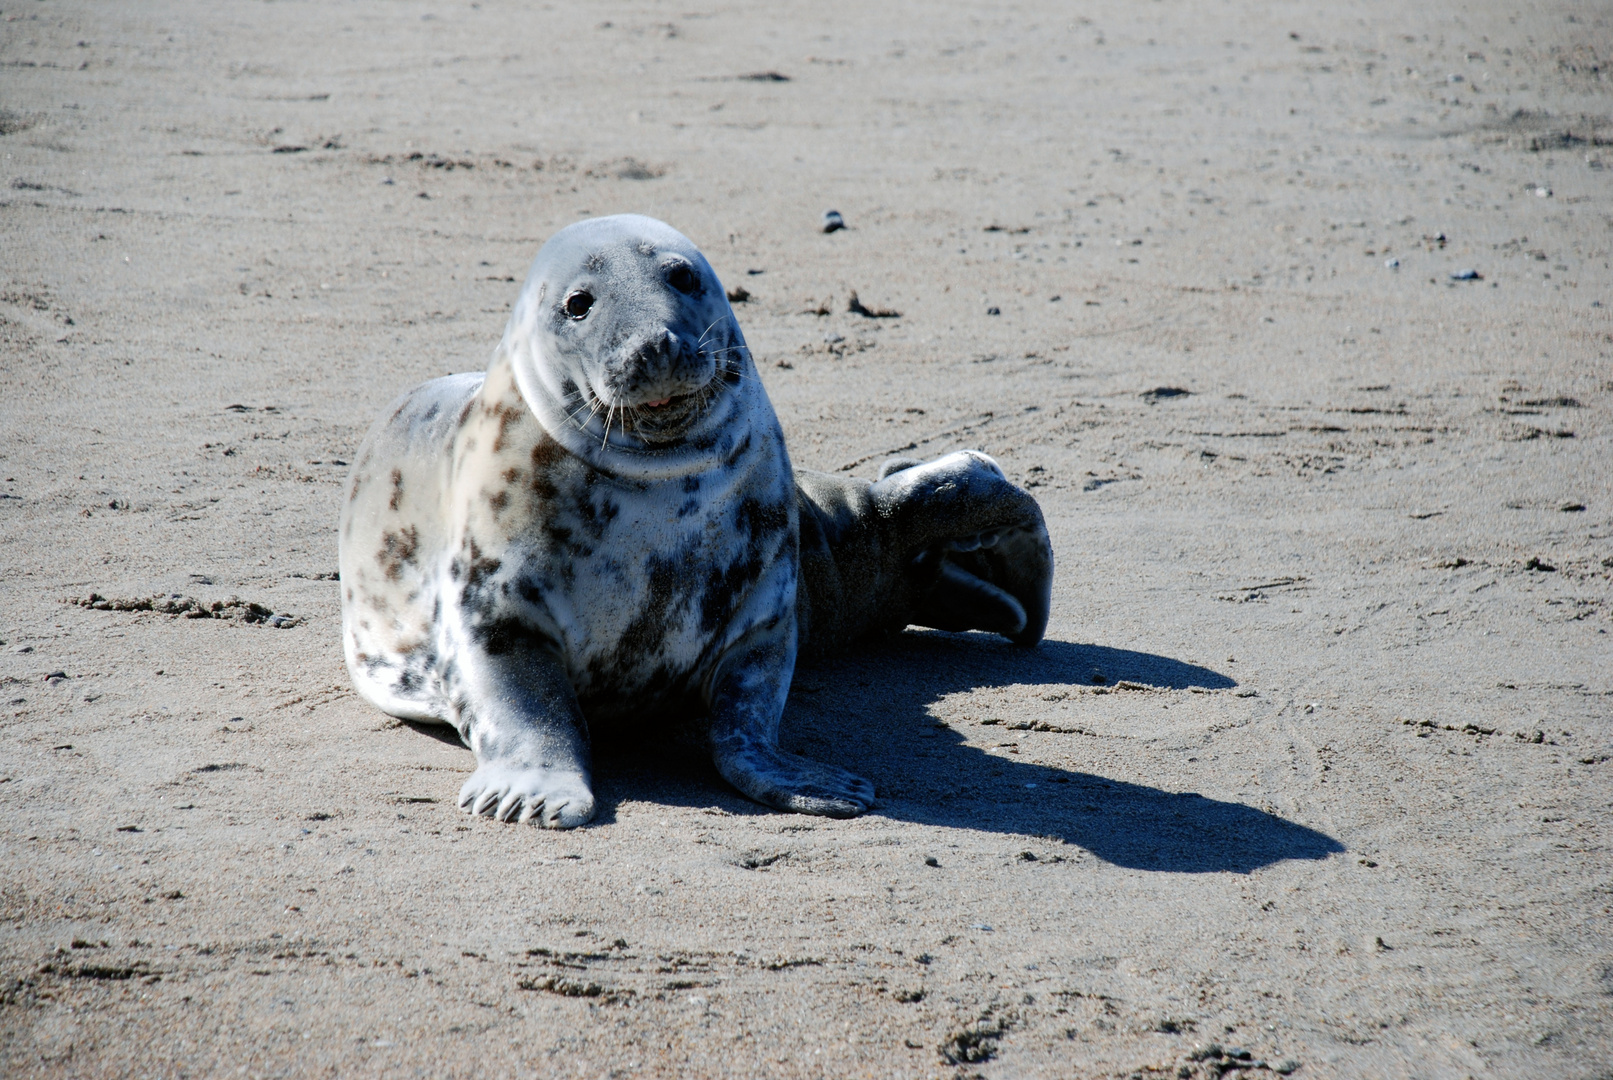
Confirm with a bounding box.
[1,2,1610,1077]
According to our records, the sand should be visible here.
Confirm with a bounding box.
[1,1,1609,1076]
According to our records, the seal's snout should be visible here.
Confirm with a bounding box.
[614,326,712,405]
[627,327,680,374]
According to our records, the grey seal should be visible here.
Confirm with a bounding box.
[338,213,1052,828]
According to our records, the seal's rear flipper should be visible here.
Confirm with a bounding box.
[873,451,1053,648]
[792,451,1053,660]
[910,555,1028,637]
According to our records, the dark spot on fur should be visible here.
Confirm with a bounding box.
[489,489,509,514]
[723,434,753,469]
[488,396,524,454]
[567,490,621,543]
[694,495,789,631]
[735,494,789,542]
[462,540,501,589]
[377,525,420,581]
[596,557,682,681]
[529,435,564,500]
[541,520,580,557]
[388,468,405,511]
[423,403,440,422]
[530,430,563,468]
[469,614,551,658]
[456,536,506,620]
[396,661,426,694]
[700,551,764,634]
[502,467,521,485]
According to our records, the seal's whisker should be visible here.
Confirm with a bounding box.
[701,344,753,379]
[563,394,607,432]
[563,398,597,428]
[707,357,754,383]
[695,315,732,351]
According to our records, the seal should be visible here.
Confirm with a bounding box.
[339,214,1053,828]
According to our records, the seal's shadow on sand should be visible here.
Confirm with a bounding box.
[409,632,1345,873]
[590,631,1344,874]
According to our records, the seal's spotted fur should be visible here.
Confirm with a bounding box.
[340,214,1052,828]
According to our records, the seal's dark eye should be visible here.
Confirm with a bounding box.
[666,264,698,295]
[564,291,594,319]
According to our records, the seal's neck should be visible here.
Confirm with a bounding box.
[498,341,771,483]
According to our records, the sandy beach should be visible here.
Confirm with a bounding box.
[2,1,1610,1076]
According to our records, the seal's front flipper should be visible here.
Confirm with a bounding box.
[874,451,1053,647]
[458,760,596,826]
[449,637,596,828]
[712,734,875,817]
[706,625,875,818]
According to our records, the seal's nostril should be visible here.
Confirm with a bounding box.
[630,332,675,369]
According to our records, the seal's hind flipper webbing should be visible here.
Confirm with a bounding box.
[912,556,1028,638]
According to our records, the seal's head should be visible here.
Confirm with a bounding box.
[503,214,762,477]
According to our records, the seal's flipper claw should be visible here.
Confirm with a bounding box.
[459,762,595,828]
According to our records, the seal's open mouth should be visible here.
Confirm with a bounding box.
[594,354,742,447]
[622,389,708,443]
